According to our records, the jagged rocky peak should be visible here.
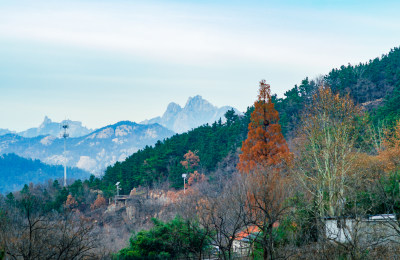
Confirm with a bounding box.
[164,102,182,115]
[41,116,52,125]
[184,95,215,111]
[36,116,51,130]
[141,95,241,134]
[18,116,92,138]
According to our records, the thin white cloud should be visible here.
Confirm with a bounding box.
[1,0,400,130]
[2,1,397,69]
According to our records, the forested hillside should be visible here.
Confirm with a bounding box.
[326,47,400,104]
[99,47,400,196]
[273,47,400,136]
[0,153,90,193]
[99,109,250,195]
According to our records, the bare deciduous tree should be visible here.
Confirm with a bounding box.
[0,192,98,260]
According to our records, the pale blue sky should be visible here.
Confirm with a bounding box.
[1,0,400,131]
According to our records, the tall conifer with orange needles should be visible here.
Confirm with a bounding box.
[236,80,292,259]
[237,80,291,174]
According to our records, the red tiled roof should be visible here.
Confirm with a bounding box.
[236,226,260,241]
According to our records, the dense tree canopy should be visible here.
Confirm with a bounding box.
[118,217,211,259]
[98,109,250,196]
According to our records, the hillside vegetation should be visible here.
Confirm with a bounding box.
[3,47,400,259]
[99,109,250,195]
[274,47,400,136]
[99,47,400,196]
[0,153,90,193]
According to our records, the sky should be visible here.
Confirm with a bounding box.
[1,0,400,132]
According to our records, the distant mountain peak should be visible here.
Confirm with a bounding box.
[43,116,52,124]
[186,95,203,103]
[39,116,52,129]
[142,95,241,133]
[17,117,92,138]
[185,95,212,107]
[164,102,182,115]
[0,121,175,176]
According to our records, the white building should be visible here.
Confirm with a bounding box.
[324,214,399,244]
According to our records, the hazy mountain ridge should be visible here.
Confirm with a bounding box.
[17,116,93,138]
[141,95,241,133]
[0,121,174,175]
[0,128,14,136]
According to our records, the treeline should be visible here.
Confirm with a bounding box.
[326,47,400,104]
[96,109,251,196]
[273,46,400,136]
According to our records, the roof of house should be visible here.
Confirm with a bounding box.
[235,226,260,241]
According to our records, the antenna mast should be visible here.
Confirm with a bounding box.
[61,121,69,187]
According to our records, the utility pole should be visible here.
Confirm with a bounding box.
[62,121,69,187]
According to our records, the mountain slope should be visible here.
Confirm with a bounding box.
[0,121,175,175]
[0,153,90,193]
[99,46,400,196]
[99,109,249,194]
[0,129,13,136]
[272,46,400,137]
[142,95,241,133]
[326,47,400,105]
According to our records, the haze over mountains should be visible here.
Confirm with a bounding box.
[0,96,239,180]
[0,121,174,175]
[0,128,13,136]
[141,95,240,133]
[0,117,92,138]
[19,116,93,138]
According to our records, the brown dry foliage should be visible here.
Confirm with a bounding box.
[377,120,400,171]
[187,171,206,187]
[90,194,107,210]
[180,150,200,170]
[65,194,78,210]
[237,80,292,174]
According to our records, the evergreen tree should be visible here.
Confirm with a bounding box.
[238,80,291,173]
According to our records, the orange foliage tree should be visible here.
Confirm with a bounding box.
[90,194,107,210]
[166,151,205,202]
[187,171,206,187]
[237,80,291,174]
[65,194,78,210]
[181,150,205,190]
[237,80,293,259]
[181,150,200,171]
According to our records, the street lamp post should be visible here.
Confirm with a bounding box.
[182,174,187,194]
[115,182,121,205]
